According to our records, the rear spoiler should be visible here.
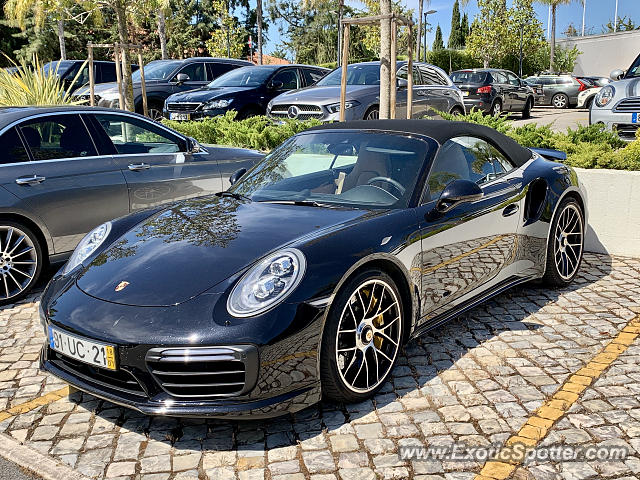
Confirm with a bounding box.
[530,148,567,162]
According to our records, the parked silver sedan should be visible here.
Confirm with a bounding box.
[590,53,640,141]
[267,61,465,122]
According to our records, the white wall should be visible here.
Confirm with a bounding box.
[576,168,640,258]
[557,30,640,77]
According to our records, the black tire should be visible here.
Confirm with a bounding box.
[137,101,165,122]
[490,100,502,117]
[320,269,404,403]
[585,97,594,109]
[363,106,379,120]
[552,93,569,109]
[522,98,532,119]
[542,198,584,287]
[449,106,465,116]
[0,221,43,305]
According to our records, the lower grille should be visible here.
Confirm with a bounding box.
[146,346,257,398]
[614,123,639,141]
[270,104,324,120]
[167,102,202,112]
[614,97,640,113]
[50,350,146,397]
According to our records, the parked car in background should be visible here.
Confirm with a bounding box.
[267,61,465,122]
[577,76,611,88]
[44,60,139,93]
[164,64,329,121]
[523,74,587,109]
[577,86,601,109]
[74,58,252,120]
[0,106,263,303]
[590,53,640,141]
[450,68,535,118]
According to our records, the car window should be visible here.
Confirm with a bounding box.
[98,64,117,83]
[494,72,508,84]
[0,127,30,164]
[94,114,183,154]
[418,66,448,86]
[506,72,520,86]
[176,63,206,82]
[302,68,326,86]
[207,62,240,81]
[425,136,514,201]
[397,65,421,85]
[271,69,300,90]
[19,115,97,161]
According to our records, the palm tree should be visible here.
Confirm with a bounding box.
[256,0,263,64]
[537,0,573,71]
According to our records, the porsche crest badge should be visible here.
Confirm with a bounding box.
[115,281,130,292]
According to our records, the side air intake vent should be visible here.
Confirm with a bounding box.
[524,178,548,222]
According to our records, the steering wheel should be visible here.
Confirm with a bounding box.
[366,176,406,197]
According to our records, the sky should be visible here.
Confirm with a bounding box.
[252,0,640,57]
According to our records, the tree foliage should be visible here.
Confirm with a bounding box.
[447,0,463,49]
[432,24,444,51]
[466,0,509,67]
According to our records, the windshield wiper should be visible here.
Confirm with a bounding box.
[261,200,337,208]
[215,191,252,202]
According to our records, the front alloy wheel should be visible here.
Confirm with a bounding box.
[321,270,403,402]
[0,223,42,304]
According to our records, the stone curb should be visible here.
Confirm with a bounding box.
[0,432,91,480]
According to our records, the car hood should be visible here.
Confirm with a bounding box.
[74,81,158,96]
[273,85,378,104]
[167,86,254,103]
[76,197,368,307]
[614,76,640,97]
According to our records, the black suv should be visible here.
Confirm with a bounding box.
[74,58,252,120]
[44,60,139,93]
[163,64,329,121]
[450,68,535,118]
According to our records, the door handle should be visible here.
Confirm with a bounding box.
[128,163,151,171]
[15,175,46,185]
[502,204,519,217]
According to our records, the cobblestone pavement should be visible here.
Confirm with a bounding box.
[0,253,639,480]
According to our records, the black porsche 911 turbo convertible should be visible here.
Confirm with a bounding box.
[40,119,587,418]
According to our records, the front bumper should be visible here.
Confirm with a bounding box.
[40,278,325,418]
[589,107,639,141]
[163,108,229,121]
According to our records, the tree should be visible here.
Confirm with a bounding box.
[378,0,391,119]
[205,12,247,57]
[448,0,462,49]
[563,22,578,37]
[466,0,509,68]
[256,0,263,63]
[432,24,444,50]
[537,0,573,72]
[157,8,168,59]
[416,0,424,61]
[603,16,639,33]
[460,12,469,46]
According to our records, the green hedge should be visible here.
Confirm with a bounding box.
[163,111,322,151]
[436,110,640,171]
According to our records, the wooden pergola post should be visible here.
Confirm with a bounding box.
[137,48,148,117]
[340,14,414,122]
[113,44,125,110]
[88,44,95,107]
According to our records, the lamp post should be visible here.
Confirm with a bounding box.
[614,0,619,32]
[581,0,586,36]
[423,9,436,63]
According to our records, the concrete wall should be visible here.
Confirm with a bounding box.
[557,30,640,77]
[576,168,640,258]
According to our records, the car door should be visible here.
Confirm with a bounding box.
[415,65,454,115]
[270,68,302,93]
[9,113,130,254]
[172,62,209,94]
[415,136,523,328]
[492,71,511,110]
[505,71,525,111]
[90,112,224,211]
[395,65,424,118]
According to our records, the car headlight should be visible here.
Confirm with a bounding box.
[227,248,306,317]
[63,222,112,275]
[595,85,615,108]
[326,101,360,114]
[204,98,233,110]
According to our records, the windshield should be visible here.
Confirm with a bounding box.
[208,67,273,87]
[43,61,75,77]
[132,61,182,82]
[231,131,433,209]
[450,71,488,84]
[317,64,381,86]
[626,54,640,78]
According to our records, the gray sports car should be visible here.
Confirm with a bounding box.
[267,61,465,122]
[0,106,263,304]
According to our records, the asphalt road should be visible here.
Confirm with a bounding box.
[511,106,590,131]
[0,458,38,480]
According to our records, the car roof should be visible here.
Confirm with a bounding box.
[0,106,136,129]
[308,119,532,167]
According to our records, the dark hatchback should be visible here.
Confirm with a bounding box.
[450,69,535,118]
[44,60,139,92]
[163,64,329,121]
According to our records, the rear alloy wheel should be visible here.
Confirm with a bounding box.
[543,199,584,287]
[0,222,42,305]
[364,107,380,120]
[449,106,464,116]
[491,100,502,117]
[552,93,569,109]
[321,270,403,402]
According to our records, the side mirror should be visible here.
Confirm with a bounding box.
[229,168,247,186]
[397,78,409,89]
[610,69,625,81]
[186,137,201,154]
[269,80,284,90]
[175,73,190,84]
[435,180,483,213]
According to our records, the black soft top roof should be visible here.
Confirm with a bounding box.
[308,119,533,167]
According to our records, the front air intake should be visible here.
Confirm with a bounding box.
[146,345,258,398]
